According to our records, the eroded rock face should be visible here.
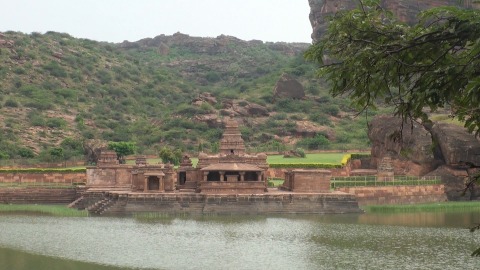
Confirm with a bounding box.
[295,120,335,139]
[432,123,480,166]
[273,73,305,100]
[368,115,436,175]
[308,0,476,42]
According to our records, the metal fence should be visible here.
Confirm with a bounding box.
[330,175,441,189]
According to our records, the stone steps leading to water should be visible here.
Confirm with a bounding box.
[0,188,78,204]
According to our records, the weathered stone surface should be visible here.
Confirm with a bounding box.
[368,115,436,175]
[337,185,447,206]
[192,92,217,106]
[246,103,269,116]
[431,123,480,166]
[308,0,478,42]
[295,120,335,139]
[425,165,480,200]
[193,114,222,128]
[0,187,80,204]
[273,73,305,100]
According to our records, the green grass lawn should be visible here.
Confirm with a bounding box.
[0,204,88,217]
[123,153,348,167]
[267,153,347,164]
[363,201,480,213]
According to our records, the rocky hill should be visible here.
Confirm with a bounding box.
[0,31,372,161]
[308,0,479,41]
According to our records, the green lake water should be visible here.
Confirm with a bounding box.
[0,211,479,270]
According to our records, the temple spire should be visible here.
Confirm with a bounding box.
[219,116,245,155]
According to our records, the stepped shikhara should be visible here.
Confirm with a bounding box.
[308,0,479,42]
[189,116,269,194]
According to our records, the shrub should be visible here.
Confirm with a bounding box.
[4,99,19,108]
[29,114,46,126]
[43,61,67,78]
[46,118,67,129]
[296,134,331,150]
[205,71,221,82]
[18,148,35,158]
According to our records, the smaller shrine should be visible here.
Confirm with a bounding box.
[87,151,175,192]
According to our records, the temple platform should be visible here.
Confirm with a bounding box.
[77,188,362,215]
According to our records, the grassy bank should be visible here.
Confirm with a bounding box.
[0,204,88,217]
[363,201,480,213]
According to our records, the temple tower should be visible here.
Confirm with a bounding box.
[219,117,245,156]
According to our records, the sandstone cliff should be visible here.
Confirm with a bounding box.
[308,0,478,41]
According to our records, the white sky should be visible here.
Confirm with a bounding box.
[0,0,313,43]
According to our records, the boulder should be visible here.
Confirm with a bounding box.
[193,114,222,128]
[273,73,305,100]
[246,103,269,117]
[295,120,335,139]
[368,115,437,175]
[431,123,480,166]
[191,92,217,106]
[425,165,480,201]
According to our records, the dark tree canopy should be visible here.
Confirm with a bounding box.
[107,141,136,164]
[305,0,480,135]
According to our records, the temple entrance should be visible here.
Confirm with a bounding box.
[245,172,257,181]
[207,171,221,181]
[178,172,186,185]
[147,176,160,190]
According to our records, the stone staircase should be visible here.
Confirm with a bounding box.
[177,181,198,193]
[87,196,118,215]
[0,187,78,204]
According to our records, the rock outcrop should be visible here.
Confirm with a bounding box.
[273,73,305,100]
[368,115,480,200]
[368,115,437,175]
[308,0,478,42]
[432,123,480,166]
[295,120,335,139]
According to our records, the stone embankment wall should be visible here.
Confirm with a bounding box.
[337,185,447,206]
[82,192,362,215]
[0,173,86,184]
[0,187,80,204]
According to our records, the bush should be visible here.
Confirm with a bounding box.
[296,134,331,150]
[18,148,35,158]
[46,118,67,129]
[43,61,67,78]
[4,99,19,108]
[29,113,46,126]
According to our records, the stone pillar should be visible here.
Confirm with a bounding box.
[239,172,245,181]
[159,176,165,192]
[143,176,148,192]
[203,172,208,181]
[219,171,225,182]
[257,172,262,181]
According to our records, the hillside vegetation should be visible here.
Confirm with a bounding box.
[0,31,372,161]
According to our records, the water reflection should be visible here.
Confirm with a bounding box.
[0,212,479,270]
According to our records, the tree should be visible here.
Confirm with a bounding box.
[305,0,480,136]
[159,147,182,166]
[305,0,480,256]
[107,141,136,164]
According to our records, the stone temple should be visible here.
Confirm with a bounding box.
[178,116,269,194]
[81,116,360,215]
